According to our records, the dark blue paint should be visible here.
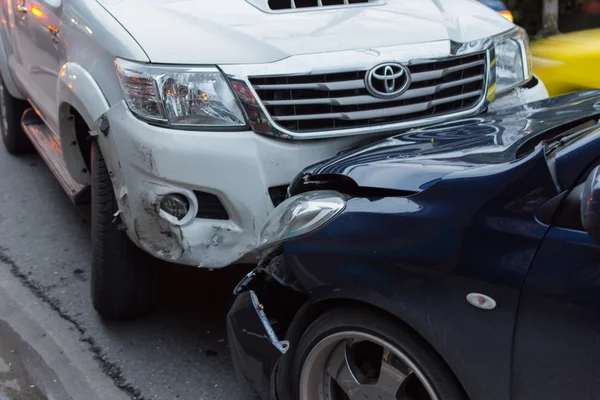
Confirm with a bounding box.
[227,90,600,400]
[477,0,509,12]
[299,90,600,193]
[283,149,558,400]
[227,291,283,400]
[513,226,600,399]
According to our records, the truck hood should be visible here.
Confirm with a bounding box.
[97,0,513,64]
[294,90,600,193]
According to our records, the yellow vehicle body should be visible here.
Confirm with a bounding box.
[531,28,600,97]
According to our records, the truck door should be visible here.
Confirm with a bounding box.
[12,0,63,133]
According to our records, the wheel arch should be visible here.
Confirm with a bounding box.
[277,295,470,400]
[247,254,472,399]
[57,62,111,186]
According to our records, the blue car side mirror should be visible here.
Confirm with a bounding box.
[581,165,600,241]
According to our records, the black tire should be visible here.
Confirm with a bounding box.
[0,75,32,154]
[90,140,156,319]
[283,307,467,400]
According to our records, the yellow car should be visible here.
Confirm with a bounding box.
[531,28,600,97]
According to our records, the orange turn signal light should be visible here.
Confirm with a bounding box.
[31,5,43,18]
[499,10,514,23]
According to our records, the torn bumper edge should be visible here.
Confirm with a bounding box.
[227,290,287,400]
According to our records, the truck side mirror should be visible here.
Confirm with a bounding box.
[581,165,600,241]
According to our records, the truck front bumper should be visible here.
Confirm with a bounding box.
[99,102,366,268]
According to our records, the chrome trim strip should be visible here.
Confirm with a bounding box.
[272,90,482,121]
[253,61,484,91]
[253,80,365,91]
[261,75,485,106]
[250,290,290,355]
[410,59,485,82]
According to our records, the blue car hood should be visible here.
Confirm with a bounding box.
[300,90,600,193]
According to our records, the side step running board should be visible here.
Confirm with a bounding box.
[21,108,91,205]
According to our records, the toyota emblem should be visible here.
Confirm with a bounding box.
[365,62,411,99]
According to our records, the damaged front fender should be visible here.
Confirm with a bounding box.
[132,185,190,260]
[93,101,266,268]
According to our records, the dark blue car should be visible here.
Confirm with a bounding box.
[227,90,600,400]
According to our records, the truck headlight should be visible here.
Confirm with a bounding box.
[259,191,346,249]
[493,27,532,94]
[115,59,246,128]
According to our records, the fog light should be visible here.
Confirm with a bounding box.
[159,194,190,221]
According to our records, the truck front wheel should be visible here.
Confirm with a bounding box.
[0,76,32,154]
[90,141,156,319]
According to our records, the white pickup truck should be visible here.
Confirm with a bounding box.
[0,0,547,318]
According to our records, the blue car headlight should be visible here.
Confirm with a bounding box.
[493,26,533,94]
[259,191,346,249]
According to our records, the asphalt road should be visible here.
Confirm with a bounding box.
[0,257,130,400]
[0,142,257,399]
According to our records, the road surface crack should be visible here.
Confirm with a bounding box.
[0,246,145,400]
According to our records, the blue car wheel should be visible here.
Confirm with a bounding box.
[286,308,467,400]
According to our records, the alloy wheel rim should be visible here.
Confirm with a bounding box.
[0,81,7,138]
[299,331,439,400]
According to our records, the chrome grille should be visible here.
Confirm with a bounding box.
[249,52,487,134]
[268,0,372,10]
